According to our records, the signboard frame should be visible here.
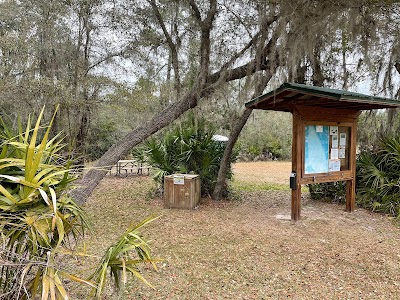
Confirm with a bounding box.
[302,122,352,179]
[290,106,359,221]
[245,82,400,222]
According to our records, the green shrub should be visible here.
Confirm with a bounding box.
[86,119,119,160]
[356,135,400,219]
[239,111,292,161]
[248,145,262,158]
[308,182,346,203]
[134,113,237,196]
[308,134,400,219]
[0,109,157,299]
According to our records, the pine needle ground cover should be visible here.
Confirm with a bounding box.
[77,162,400,299]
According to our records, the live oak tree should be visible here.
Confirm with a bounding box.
[71,0,285,203]
[213,0,400,199]
[71,0,400,203]
[1,0,399,202]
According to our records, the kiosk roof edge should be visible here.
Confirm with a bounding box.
[245,82,400,111]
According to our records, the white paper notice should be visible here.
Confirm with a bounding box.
[340,133,346,146]
[173,175,185,185]
[330,148,339,160]
[332,135,339,148]
[339,148,346,159]
[316,125,323,133]
[329,159,341,172]
[330,126,338,135]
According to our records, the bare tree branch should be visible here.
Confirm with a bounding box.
[188,0,202,25]
[147,0,181,95]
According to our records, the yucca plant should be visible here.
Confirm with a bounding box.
[88,216,159,298]
[0,108,84,298]
[0,108,158,299]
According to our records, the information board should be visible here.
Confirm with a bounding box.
[304,125,329,174]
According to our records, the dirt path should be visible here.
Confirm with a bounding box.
[79,162,400,300]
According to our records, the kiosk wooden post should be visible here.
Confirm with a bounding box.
[291,110,302,221]
[346,119,357,212]
[245,83,400,222]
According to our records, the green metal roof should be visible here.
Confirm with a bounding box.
[245,82,400,112]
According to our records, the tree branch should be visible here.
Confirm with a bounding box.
[188,0,202,25]
[87,51,123,73]
[208,32,280,84]
[204,0,218,27]
[395,61,400,75]
[147,0,181,94]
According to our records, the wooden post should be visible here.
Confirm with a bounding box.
[346,179,355,212]
[346,120,357,212]
[291,111,302,221]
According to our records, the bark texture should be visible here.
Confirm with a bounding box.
[386,61,400,132]
[211,107,253,200]
[212,73,274,200]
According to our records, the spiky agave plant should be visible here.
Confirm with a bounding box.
[0,108,158,299]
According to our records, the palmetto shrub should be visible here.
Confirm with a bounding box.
[0,108,157,299]
[134,113,237,196]
[309,135,400,220]
[356,135,400,219]
[307,181,346,203]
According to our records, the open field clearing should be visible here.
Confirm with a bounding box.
[233,161,292,185]
[72,162,400,299]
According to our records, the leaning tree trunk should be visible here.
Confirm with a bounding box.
[70,88,202,204]
[212,71,275,200]
[69,61,276,203]
[69,19,280,204]
[212,107,253,200]
[386,61,400,133]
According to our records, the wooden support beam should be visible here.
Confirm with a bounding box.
[291,110,303,221]
[291,184,302,221]
[346,119,357,212]
[346,179,355,212]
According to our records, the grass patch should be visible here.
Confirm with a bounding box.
[232,181,290,192]
[232,180,308,192]
[67,174,400,299]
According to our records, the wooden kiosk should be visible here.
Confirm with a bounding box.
[245,82,400,221]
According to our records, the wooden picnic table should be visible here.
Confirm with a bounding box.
[116,160,150,176]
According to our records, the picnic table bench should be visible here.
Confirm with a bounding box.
[116,160,150,176]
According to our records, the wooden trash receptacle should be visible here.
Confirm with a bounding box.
[164,174,201,209]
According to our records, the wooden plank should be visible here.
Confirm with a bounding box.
[346,120,357,212]
[300,173,353,184]
[346,179,355,212]
[291,110,302,221]
[304,121,353,127]
[164,177,173,208]
[295,105,360,123]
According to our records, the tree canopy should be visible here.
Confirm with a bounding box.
[0,0,399,202]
